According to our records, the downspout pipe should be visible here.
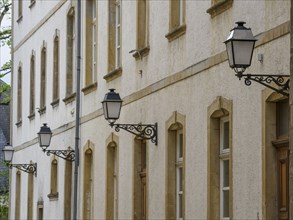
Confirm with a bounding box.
[73,0,81,219]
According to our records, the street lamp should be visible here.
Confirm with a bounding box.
[37,124,75,161]
[2,144,37,176]
[224,21,290,97]
[102,89,158,145]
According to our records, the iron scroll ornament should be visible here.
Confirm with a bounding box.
[111,123,158,145]
[43,149,75,162]
[7,163,37,176]
[234,71,290,97]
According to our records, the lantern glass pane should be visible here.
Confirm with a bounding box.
[226,41,234,67]
[233,41,254,67]
[3,146,14,162]
[39,133,51,147]
[107,101,121,119]
[102,102,109,119]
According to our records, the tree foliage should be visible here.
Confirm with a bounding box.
[0,0,11,104]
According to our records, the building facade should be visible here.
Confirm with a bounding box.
[10,0,291,219]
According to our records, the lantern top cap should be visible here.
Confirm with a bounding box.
[38,123,52,135]
[3,144,13,151]
[102,88,123,103]
[225,21,257,42]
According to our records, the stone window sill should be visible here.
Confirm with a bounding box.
[29,0,36,9]
[16,15,23,23]
[15,120,22,127]
[28,112,35,120]
[104,67,122,82]
[63,93,76,105]
[132,46,150,60]
[51,99,60,108]
[206,0,233,18]
[165,24,186,42]
[47,192,59,201]
[38,106,46,115]
[82,82,97,95]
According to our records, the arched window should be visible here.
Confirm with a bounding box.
[48,159,58,200]
[207,96,233,220]
[29,52,35,117]
[17,65,22,124]
[27,172,34,219]
[53,32,60,103]
[40,45,46,112]
[106,134,119,220]
[15,171,21,219]
[66,8,75,98]
[166,111,186,220]
[133,139,147,220]
[85,0,97,87]
[83,145,93,219]
[64,160,72,219]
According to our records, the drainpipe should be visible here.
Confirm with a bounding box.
[73,0,81,219]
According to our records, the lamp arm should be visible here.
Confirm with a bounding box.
[237,73,290,97]
[112,123,158,145]
[43,149,75,162]
[8,163,37,176]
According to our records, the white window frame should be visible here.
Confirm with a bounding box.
[176,129,183,220]
[115,0,121,68]
[219,117,230,220]
[92,1,97,82]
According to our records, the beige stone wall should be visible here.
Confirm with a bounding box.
[10,0,291,219]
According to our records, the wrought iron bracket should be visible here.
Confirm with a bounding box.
[110,123,158,145]
[43,149,75,161]
[235,71,290,97]
[7,163,37,176]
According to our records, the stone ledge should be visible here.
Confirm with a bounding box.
[47,192,59,201]
[50,99,60,108]
[206,0,233,18]
[28,112,35,121]
[63,93,76,105]
[104,67,122,82]
[165,24,186,42]
[15,120,22,128]
[82,82,98,95]
[132,46,150,60]
[29,0,36,9]
[38,106,46,115]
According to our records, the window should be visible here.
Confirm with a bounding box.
[48,159,58,200]
[83,148,93,219]
[207,96,232,220]
[37,201,43,220]
[274,99,289,220]
[220,117,230,220]
[27,172,34,219]
[166,111,185,220]
[65,8,75,99]
[106,0,122,80]
[133,0,149,59]
[106,141,118,219]
[64,160,73,219]
[133,139,147,220]
[165,0,186,41]
[85,0,97,87]
[15,171,21,219]
[52,32,60,104]
[29,52,35,118]
[18,0,23,20]
[176,129,183,220]
[40,45,46,113]
[17,65,22,124]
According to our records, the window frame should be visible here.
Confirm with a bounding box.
[176,129,183,220]
[220,117,230,220]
